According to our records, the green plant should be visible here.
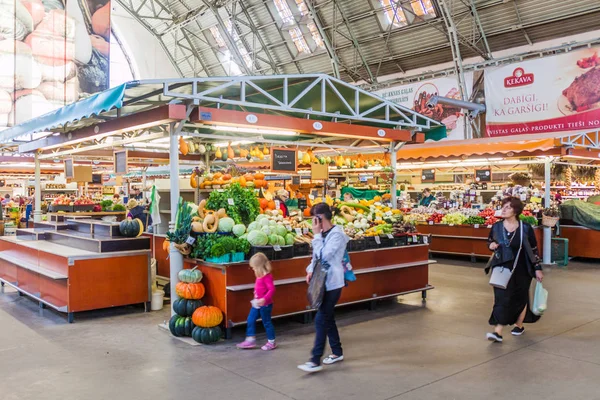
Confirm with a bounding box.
[112,204,126,212]
[166,198,193,245]
[100,199,113,211]
[542,207,560,218]
[210,243,226,258]
[206,183,260,225]
[236,238,251,254]
[519,214,538,226]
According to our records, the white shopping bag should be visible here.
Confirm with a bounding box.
[532,281,548,316]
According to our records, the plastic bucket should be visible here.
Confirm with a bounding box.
[151,290,165,311]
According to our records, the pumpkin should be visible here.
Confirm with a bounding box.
[222,173,232,181]
[172,298,203,317]
[178,268,203,283]
[217,208,228,218]
[191,221,204,233]
[244,173,254,181]
[191,326,222,344]
[227,143,235,159]
[215,147,222,160]
[303,207,311,217]
[169,315,194,337]
[190,170,198,188]
[259,198,269,209]
[254,179,266,189]
[198,199,207,218]
[240,148,249,158]
[202,212,219,233]
[213,172,223,179]
[179,137,189,156]
[163,238,170,253]
[175,282,205,300]
[267,200,276,210]
[192,305,223,328]
[254,172,265,180]
[119,217,143,237]
[263,145,270,155]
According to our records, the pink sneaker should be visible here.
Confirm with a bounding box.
[236,340,256,349]
[261,341,277,351]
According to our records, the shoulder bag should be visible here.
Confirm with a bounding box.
[307,233,334,309]
[489,221,523,290]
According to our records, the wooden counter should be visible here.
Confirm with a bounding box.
[417,224,543,261]
[184,245,433,337]
[559,225,600,259]
[0,236,151,322]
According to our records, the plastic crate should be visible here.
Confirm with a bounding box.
[378,236,394,248]
[205,254,231,264]
[249,246,275,261]
[231,252,245,263]
[346,238,366,252]
[393,234,408,247]
[273,245,294,260]
[364,236,380,249]
[294,242,310,257]
[551,238,569,267]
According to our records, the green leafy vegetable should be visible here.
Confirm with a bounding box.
[206,183,260,225]
[166,198,193,244]
[112,204,126,212]
[100,200,113,211]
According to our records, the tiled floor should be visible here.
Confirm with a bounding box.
[1,258,599,400]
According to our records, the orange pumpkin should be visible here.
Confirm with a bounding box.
[303,207,312,217]
[239,176,247,187]
[213,172,223,180]
[192,306,223,328]
[222,174,232,181]
[175,282,205,300]
[244,173,254,181]
[259,198,269,209]
[254,172,265,180]
[267,200,276,210]
[163,238,170,253]
[255,179,267,189]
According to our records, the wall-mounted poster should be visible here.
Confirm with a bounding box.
[485,46,600,137]
[372,73,474,141]
[0,0,111,129]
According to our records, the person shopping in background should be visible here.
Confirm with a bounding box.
[486,197,543,343]
[236,253,277,351]
[298,203,349,373]
[343,192,354,202]
[419,188,436,207]
[126,199,152,231]
[275,189,289,217]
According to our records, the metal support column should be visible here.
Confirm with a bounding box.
[168,122,183,316]
[543,157,552,265]
[33,153,42,223]
[390,142,398,209]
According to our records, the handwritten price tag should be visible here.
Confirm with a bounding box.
[374,236,381,245]
[429,221,433,225]
[273,245,282,251]
[412,235,418,243]
[295,228,302,236]
[185,236,196,245]
[423,236,429,244]
[387,234,394,239]
[227,198,234,205]
[474,224,480,229]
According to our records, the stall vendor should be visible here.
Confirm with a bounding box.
[127,199,152,231]
[275,189,290,217]
[419,188,436,207]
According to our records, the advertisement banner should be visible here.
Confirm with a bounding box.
[0,0,111,129]
[485,46,600,137]
[373,73,473,140]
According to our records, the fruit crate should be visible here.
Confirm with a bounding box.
[364,236,380,249]
[231,252,245,263]
[249,246,275,261]
[205,254,231,264]
[551,238,569,267]
[393,234,408,247]
[347,238,366,252]
[293,242,310,257]
[49,205,73,212]
[378,236,394,248]
[273,245,294,260]
[73,205,95,212]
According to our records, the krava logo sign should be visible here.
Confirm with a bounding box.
[504,68,534,88]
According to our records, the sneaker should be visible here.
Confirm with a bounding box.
[261,341,277,351]
[297,362,323,373]
[236,340,256,349]
[486,332,503,343]
[323,355,344,365]
[511,326,525,336]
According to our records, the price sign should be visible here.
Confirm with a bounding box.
[291,175,301,185]
[271,148,298,173]
[428,221,433,225]
[309,194,315,200]
[227,198,235,205]
[412,235,418,243]
[298,198,307,210]
[374,236,381,244]
[64,158,74,179]
[449,224,455,227]
[185,236,196,245]
[303,227,309,235]
[275,200,280,209]
[421,168,435,183]
[286,225,292,231]
[387,234,394,239]
[474,224,480,229]
[423,235,429,244]
[295,228,302,236]
[475,169,492,183]
[273,245,282,251]
[114,150,128,175]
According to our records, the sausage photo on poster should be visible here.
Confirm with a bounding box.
[0,0,111,128]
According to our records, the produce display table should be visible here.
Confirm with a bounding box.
[47,211,128,221]
[559,225,600,259]
[417,224,543,261]
[184,245,434,337]
[0,224,151,322]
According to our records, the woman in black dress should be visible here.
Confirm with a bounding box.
[486,197,543,343]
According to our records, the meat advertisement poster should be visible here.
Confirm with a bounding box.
[485,46,600,137]
[0,0,111,129]
[373,73,474,141]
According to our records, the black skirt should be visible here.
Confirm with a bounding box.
[489,229,540,326]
